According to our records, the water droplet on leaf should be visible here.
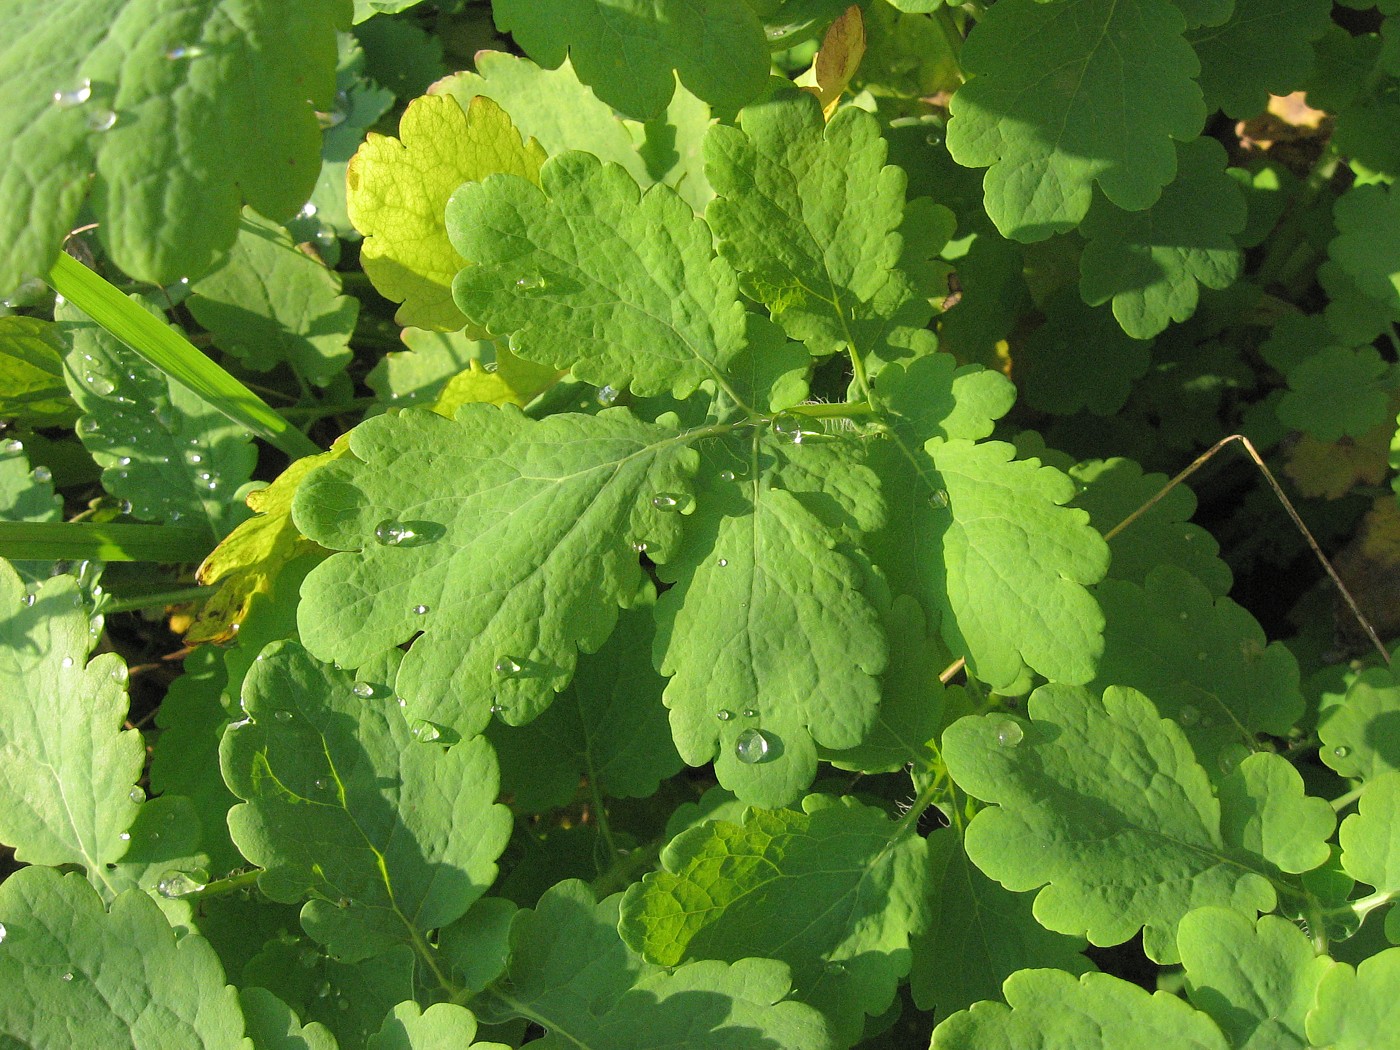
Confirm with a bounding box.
[716,709,733,721]
[771,412,806,444]
[375,519,416,546]
[165,44,206,60]
[53,79,92,107]
[313,778,328,791]
[30,465,51,483]
[83,372,115,396]
[1333,745,1352,759]
[651,493,683,511]
[351,682,378,699]
[60,656,74,669]
[489,703,503,714]
[1179,705,1200,727]
[495,656,522,676]
[412,604,429,615]
[631,541,648,553]
[514,274,546,290]
[717,558,728,567]
[184,451,203,465]
[128,787,144,804]
[273,710,293,723]
[719,470,736,482]
[734,728,770,764]
[742,708,757,718]
[85,108,117,132]
[0,922,7,944]
[994,719,1024,747]
[596,384,620,407]
[929,489,949,509]
[61,972,74,983]
[156,870,205,899]
[412,720,445,743]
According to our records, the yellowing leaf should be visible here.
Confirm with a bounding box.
[347,94,546,332]
[797,5,866,120]
[187,445,344,644]
[1285,421,1391,500]
[431,347,562,416]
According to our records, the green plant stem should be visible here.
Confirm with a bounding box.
[280,397,379,421]
[46,252,320,460]
[586,774,621,862]
[177,869,261,901]
[591,837,664,899]
[99,584,211,614]
[1331,784,1366,812]
[786,399,877,419]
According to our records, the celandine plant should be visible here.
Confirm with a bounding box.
[0,1,1398,1047]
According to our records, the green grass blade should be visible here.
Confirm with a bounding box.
[47,253,321,460]
[0,521,212,563]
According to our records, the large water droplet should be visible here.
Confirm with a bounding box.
[514,274,546,291]
[85,108,117,132]
[3,439,23,453]
[83,372,116,396]
[30,465,52,483]
[596,384,620,407]
[53,79,92,107]
[412,719,445,743]
[412,604,429,615]
[651,493,684,511]
[716,709,733,721]
[994,719,1024,747]
[1333,745,1352,759]
[929,489,949,509]
[352,681,390,700]
[273,710,293,723]
[156,870,205,899]
[375,519,415,546]
[61,972,74,983]
[128,786,145,805]
[298,201,318,220]
[60,656,74,669]
[771,412,807,444]
[734,728,770,764]
[495,656,523,676]
[719,470,736,482]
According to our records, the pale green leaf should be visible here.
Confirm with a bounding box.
[188,211,358,387]
[368,1002,509,1050]
[931,968,1228,1050]
[0,562,142,874]
[1339,770,1400,893]
[946,0,1205,240]
[1307,948,1400,1050]
[220,639,512,962]
[927,439,1109,689]
[1278,344,1393,442]
[0,0,349,292]
[1218,753,1335,874]
[365,328,486,412]
[654,437,885,807]
[347,93,546,332]
[1318,666,1400,781]
[0,867,247,1048]
[448,152,751,402]
[1178,908,1335,1050]
[1321,184,1400,344]
[292,405,697,737]
[491,0,770,120]
[942,684,1276,963]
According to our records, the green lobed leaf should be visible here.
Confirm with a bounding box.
[1079,137,1245,340]
[930,968,1229,1050]
[946,0,1205,241]
[220,639,513,963]
[188,210,358,387]
[1089,566,1303,771]
[490,0,770,121]
[480,879,830,1049]
[1178,908,1335,1050]
[0,315,76,425]
[926,439,1109,689]
[1318,666,1400,781]
[0,867,247,1047]
[347,92,546,332]
[1068,456,1233,595]
[367,1002,510,1050]
[910,829,1092,1018]
[487,607,683,812]
[0,437,64,586]
[1306,948,1400,1050]
[1187,0,1332,119]
[0,561,142,875]
[1218,753,1334,875]
[292,405,697,737]
[1277,344,1393,443]
[0,0,349,292]
[60,298,257,539]
[448,152,751,402]
[704,92,942,360]
[1321,184,1400,344]
[942,684,1276,963]
[620,795,930,1043]
[240,987,339,1050]
[1016,291,1153,414]
[654,435,886,807]
[1339,771,1400,894]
